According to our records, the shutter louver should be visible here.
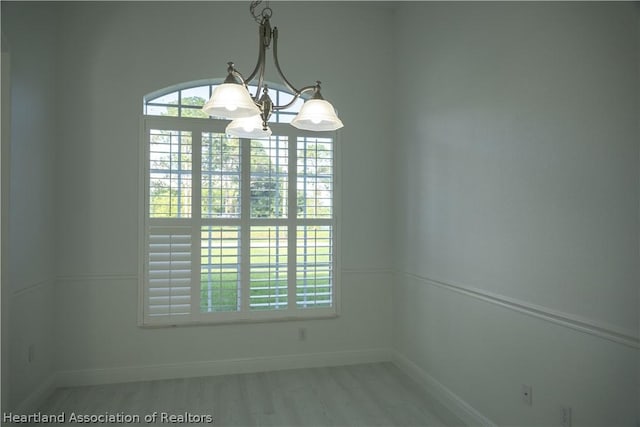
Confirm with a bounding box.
[146,228,193,321]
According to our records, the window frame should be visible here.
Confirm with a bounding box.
[138,115,341,327]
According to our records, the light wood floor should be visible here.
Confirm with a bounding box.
[38,362,462,426]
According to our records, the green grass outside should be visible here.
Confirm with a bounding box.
[200,271,331,312]
[199,227,332,312]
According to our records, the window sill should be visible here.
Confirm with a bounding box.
[139,309,338,328]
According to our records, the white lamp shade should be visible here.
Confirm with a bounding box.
[291,99,344,131]
[226,115,272,139]
[202,83,260,119]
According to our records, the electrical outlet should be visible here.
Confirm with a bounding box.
[298,327,307,341]
[521,384,532,406]
[561,406,572,427]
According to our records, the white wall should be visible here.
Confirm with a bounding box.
[1,2,58,410]
[53,2,394,380]
[392,2,639,425]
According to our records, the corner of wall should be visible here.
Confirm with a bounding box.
[1,30,12,415]
[2,1,60,412]
[636,4,640,425]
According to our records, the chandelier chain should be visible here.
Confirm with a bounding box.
[250,0,272,23]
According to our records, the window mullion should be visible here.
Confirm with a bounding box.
[287,132,297,311]
[141,125,151,323]
[191,130,202,320]
[240,137,251,312]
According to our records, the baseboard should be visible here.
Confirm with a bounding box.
[392,350,497,427]
[56,348,392,387]
[14,373,57,414]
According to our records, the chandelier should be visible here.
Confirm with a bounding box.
[202,1,344,138]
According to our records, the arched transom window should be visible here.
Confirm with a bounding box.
[144,82,304,123]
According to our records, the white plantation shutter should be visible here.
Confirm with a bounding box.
[141,86,338,326]
[145,227,193,321]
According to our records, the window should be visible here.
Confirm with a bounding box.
[144,82,304,123]
[140,83,338,326]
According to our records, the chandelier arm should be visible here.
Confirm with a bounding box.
[272,27,301,95]
[230,66,263,106]
[230,68,247,86]
[254,60,266,100]
[271,85,316,111]
[244,49,264,85]
[244,21,269,98]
